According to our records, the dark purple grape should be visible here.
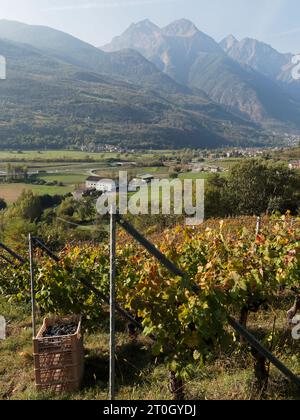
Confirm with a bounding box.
[42,322,77,337]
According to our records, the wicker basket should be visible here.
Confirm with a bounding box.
[33,315,84,394]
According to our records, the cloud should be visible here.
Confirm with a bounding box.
[273,27,300,38]
[44,0,176,12]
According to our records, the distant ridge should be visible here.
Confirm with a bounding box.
[103,19,300,133]
[0,18,297,151]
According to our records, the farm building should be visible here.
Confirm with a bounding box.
[96,180,119,193]
[128,178,148,192]
[86,176,118,192]
[138,174,155,183]
[85,176,101,189]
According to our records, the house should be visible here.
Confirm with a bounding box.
[289,160,300,170]
[86,176,101,190]
[138,174,155,184]
[96,180,119,193]
[210,166,221,173]
[127,174,155,192]
[128,178,148,192]
[114,161,137,167]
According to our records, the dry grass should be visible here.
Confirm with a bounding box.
[0,183,74,204]
[0,296,300,400]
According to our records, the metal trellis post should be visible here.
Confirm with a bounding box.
[29,233,36,338]
[109,210,117,400]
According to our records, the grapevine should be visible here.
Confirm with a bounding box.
[1,215,300,396]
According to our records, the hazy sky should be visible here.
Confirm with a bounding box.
[0,0,299,52]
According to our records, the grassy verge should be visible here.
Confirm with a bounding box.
[0,296,300,400]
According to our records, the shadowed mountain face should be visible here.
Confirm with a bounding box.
[0,19,190,95]
[0,33,266,150]
[103,19,300,133]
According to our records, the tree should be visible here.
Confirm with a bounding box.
[7,191,43,222]
[2,217,37,247]
[0,198,7,211]
[6,164,28,181]
[76,198,96,222]
[204,174,229,218]
[169,171,179,180]
[57,197,76,218]
[205,159,300,218]
[226,160,300,216]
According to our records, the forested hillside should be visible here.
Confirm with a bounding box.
[0,20,282,150]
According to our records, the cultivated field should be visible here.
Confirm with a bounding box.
[0,172,87,204]
[0,150,230,204]
[0,184,72,204]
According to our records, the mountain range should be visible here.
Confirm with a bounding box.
[103,19,300,133]
[0,18,299,150]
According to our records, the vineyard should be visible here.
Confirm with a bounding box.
[0,215,300,400]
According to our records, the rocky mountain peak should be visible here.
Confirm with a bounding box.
[220,34,239,51]
[162,19,199,37]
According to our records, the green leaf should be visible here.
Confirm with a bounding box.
[152,342,162,356]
